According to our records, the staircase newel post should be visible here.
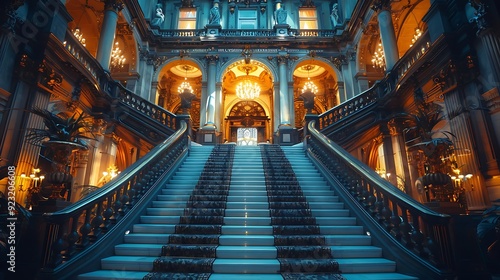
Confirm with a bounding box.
[304,113,318,149]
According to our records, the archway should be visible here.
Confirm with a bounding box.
[220,58,274,143]
[225,100,269,144]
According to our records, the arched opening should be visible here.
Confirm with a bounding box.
[221,58,274,143]
[225,101,269,144]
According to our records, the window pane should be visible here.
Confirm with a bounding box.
[179,8,197,29]
[299,9,317,18]
[179,20,196,29]
[299,8,317,29]
[300,20,317,29]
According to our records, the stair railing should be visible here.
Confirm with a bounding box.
[34,121,189,279]
[306,120,455,279]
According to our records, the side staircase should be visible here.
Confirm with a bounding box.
[78,144,418,280]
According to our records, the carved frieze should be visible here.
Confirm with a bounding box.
[38,60,63,90]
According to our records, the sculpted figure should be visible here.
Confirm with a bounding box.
[151,4,165,27]
[275,5,287,25]
[209,5,220,25]
[330,3,339,27]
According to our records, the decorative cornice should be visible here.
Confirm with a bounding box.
[301,0,315,8]
[181,0,194,8]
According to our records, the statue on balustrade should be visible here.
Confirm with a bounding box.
[151,3,165,27]
[330,3,340,27]
[209,5,221,25]
[274,5,287,25]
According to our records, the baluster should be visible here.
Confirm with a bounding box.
[89,201,104,241]
[44,223,66,268]
[77,208,92,248]
[112,190,123,221]
[100,196,114,232]
[399,207,414,249]
[389,205,402,240]
[64,215,80,259]
[411,214,426,258]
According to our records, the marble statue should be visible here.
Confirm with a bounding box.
[209,5,220,25]
[275,5,287,25]
[151,4,165,27]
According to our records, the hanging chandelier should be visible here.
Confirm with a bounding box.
[178,65,193,94]
[110,42,126,69]
[301,65,318,94]
[236,65,260,100]
[371,42,385,70]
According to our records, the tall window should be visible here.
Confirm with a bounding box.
[238,9,257,29]
[299,8,318,29]
[178,8,197,29]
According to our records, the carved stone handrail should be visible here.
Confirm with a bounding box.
[36,121,189,278]
[61,30,103,90]
[317,31,432,138]
[306,120,454,279]
[115,84,177,131]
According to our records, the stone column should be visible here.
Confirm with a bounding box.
[96,0,124,71]
[446,84,491,210]
[278,55,290,126]
[273,83,281,132]
[372,0,399,71]
[215,82,223,132]
[380,123,397,187]
[200,81,208,126]
[389,119,412,194]
[204,55,218,127]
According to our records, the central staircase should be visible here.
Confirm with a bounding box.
[78,144,418,280]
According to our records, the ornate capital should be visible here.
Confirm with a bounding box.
[104,0,124,13]
[278,54,295,64]
[331,55,347,71]
[371,0,391,12]
[205,55,219,64]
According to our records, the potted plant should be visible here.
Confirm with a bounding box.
[26,107,96,205]
[397,99,463,211]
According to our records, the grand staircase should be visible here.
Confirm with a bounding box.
[78,144,418,280]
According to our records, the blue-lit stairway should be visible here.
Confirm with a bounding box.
[78,144,418,280]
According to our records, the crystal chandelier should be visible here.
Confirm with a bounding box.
[110,42,126,69]
[73,28,86,46]
[301,65,318,94]
[371,42,385,70]
[236,65,260,100]
[302,80,318,94]
[178,65,193,94]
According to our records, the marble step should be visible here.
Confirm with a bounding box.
[130,225,364,235]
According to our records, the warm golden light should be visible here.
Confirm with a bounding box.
[111,42,126,69]
[73,28,86,46]
[372,42,385,70]
[236,80,260,100]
